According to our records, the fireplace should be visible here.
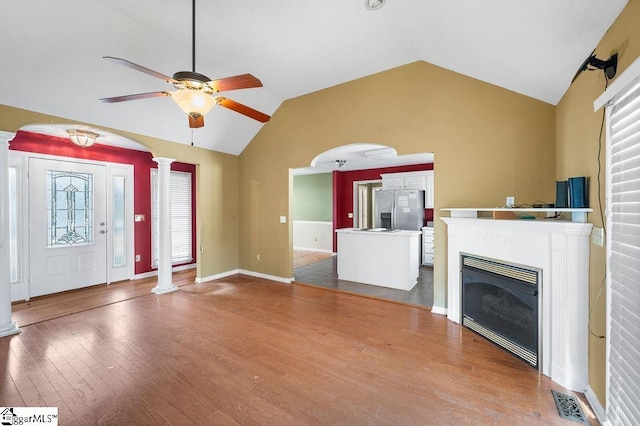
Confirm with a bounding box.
[461,254,540,367]
[441,216,592,391]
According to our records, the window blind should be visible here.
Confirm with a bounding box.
[607,75,640,425]
[151,169,193,267]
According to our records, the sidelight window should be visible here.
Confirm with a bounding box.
[112,175,127,268]
[9,165,20,284]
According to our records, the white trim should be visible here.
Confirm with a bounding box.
[0,131,21,337]
[133,263,196,280]
[195,269,294,284]
[605,105,614,426]
[430,305,447,316]
[293,247,334,254]
[172,263,197,273]
[585,385,606,425]
[352,179,382,228]
[195,269,240,283]
[594,56,640,111]
[133,271,159,280]
[238,269,294,284]
[293,220,332,225]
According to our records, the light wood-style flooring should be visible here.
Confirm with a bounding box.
[2,271,598,425]
[293,249,334,269]
[11,269,196,327]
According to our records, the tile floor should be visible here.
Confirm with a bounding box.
[293,254,434,309]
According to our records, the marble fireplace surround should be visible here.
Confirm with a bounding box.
[441,217,593,391]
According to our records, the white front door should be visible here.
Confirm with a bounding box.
[29,158,108,297]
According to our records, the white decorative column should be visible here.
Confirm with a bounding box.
[0,133,20,337]
[151,157,179,295]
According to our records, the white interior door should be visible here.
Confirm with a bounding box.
[29,158,107,297]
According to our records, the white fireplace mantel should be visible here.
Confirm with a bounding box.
[441,217,593,391]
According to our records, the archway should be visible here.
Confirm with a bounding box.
[290,143,435,308]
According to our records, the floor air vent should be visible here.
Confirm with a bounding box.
[550,390,588,424]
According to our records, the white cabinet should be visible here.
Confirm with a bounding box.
[422,226,434,266]
[381,174,406,190]
[336,228,422,290]
[381,171,428,190]
[381,170,434,208]
[402,173,427,190]
[425,170,434,208]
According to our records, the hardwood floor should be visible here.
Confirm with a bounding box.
[293,249,334,268]
[11,269,196,327]
[1,273,598,425]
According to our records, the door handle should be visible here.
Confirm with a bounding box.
[99,222,105,226]
[99,230,106,234]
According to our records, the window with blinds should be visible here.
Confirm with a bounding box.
[151,169,193,268]
[606,73,640,425]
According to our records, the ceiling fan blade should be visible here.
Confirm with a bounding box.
[103,56,178,84]
[100,91,171,103]
[189,114,205,128]
[209,74,263,92]
[216,97,270,123]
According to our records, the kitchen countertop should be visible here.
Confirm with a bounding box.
[336,228,422,236]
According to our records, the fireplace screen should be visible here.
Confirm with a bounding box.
[461,255,540,368]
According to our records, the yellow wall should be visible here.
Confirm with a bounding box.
[0,104,240,279]
[556,0,640,405]
[239,60,556,309]
[7,5,635,402]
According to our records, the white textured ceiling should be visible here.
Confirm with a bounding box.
[0,0,628,155]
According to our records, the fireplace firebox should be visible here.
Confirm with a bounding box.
[461,254,540,368]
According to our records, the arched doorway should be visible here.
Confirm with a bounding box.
[290,143,435,308]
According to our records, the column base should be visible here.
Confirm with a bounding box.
[0,321,21,338]
[151,285,179,295]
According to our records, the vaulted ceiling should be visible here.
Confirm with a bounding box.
[0,0,628,154]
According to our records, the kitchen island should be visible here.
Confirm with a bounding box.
[335,228,421,290]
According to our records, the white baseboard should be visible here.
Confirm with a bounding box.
[238,269,294,284]
[0,321,21,338]
[430,305,447,316]
[133,271,157,280]
[585,384,606,425]
[293,246,335,254]
[133,263,196,280]
[195,269,240,283]
[193,268,294,285]
[195,269,294,285]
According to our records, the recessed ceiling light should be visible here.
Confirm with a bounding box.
[364,0,386,11]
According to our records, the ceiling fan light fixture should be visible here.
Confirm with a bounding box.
[364,0,386,10]
[171,89,216,117]
[67,129,99,148]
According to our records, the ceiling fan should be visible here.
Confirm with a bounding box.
[100,0,270,128]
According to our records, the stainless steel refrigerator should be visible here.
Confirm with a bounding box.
[373,189,425,230]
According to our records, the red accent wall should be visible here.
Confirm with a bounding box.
[332,163,434,251]
[9,131,196,275]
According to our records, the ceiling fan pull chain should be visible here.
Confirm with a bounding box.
[192,0,196,73]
